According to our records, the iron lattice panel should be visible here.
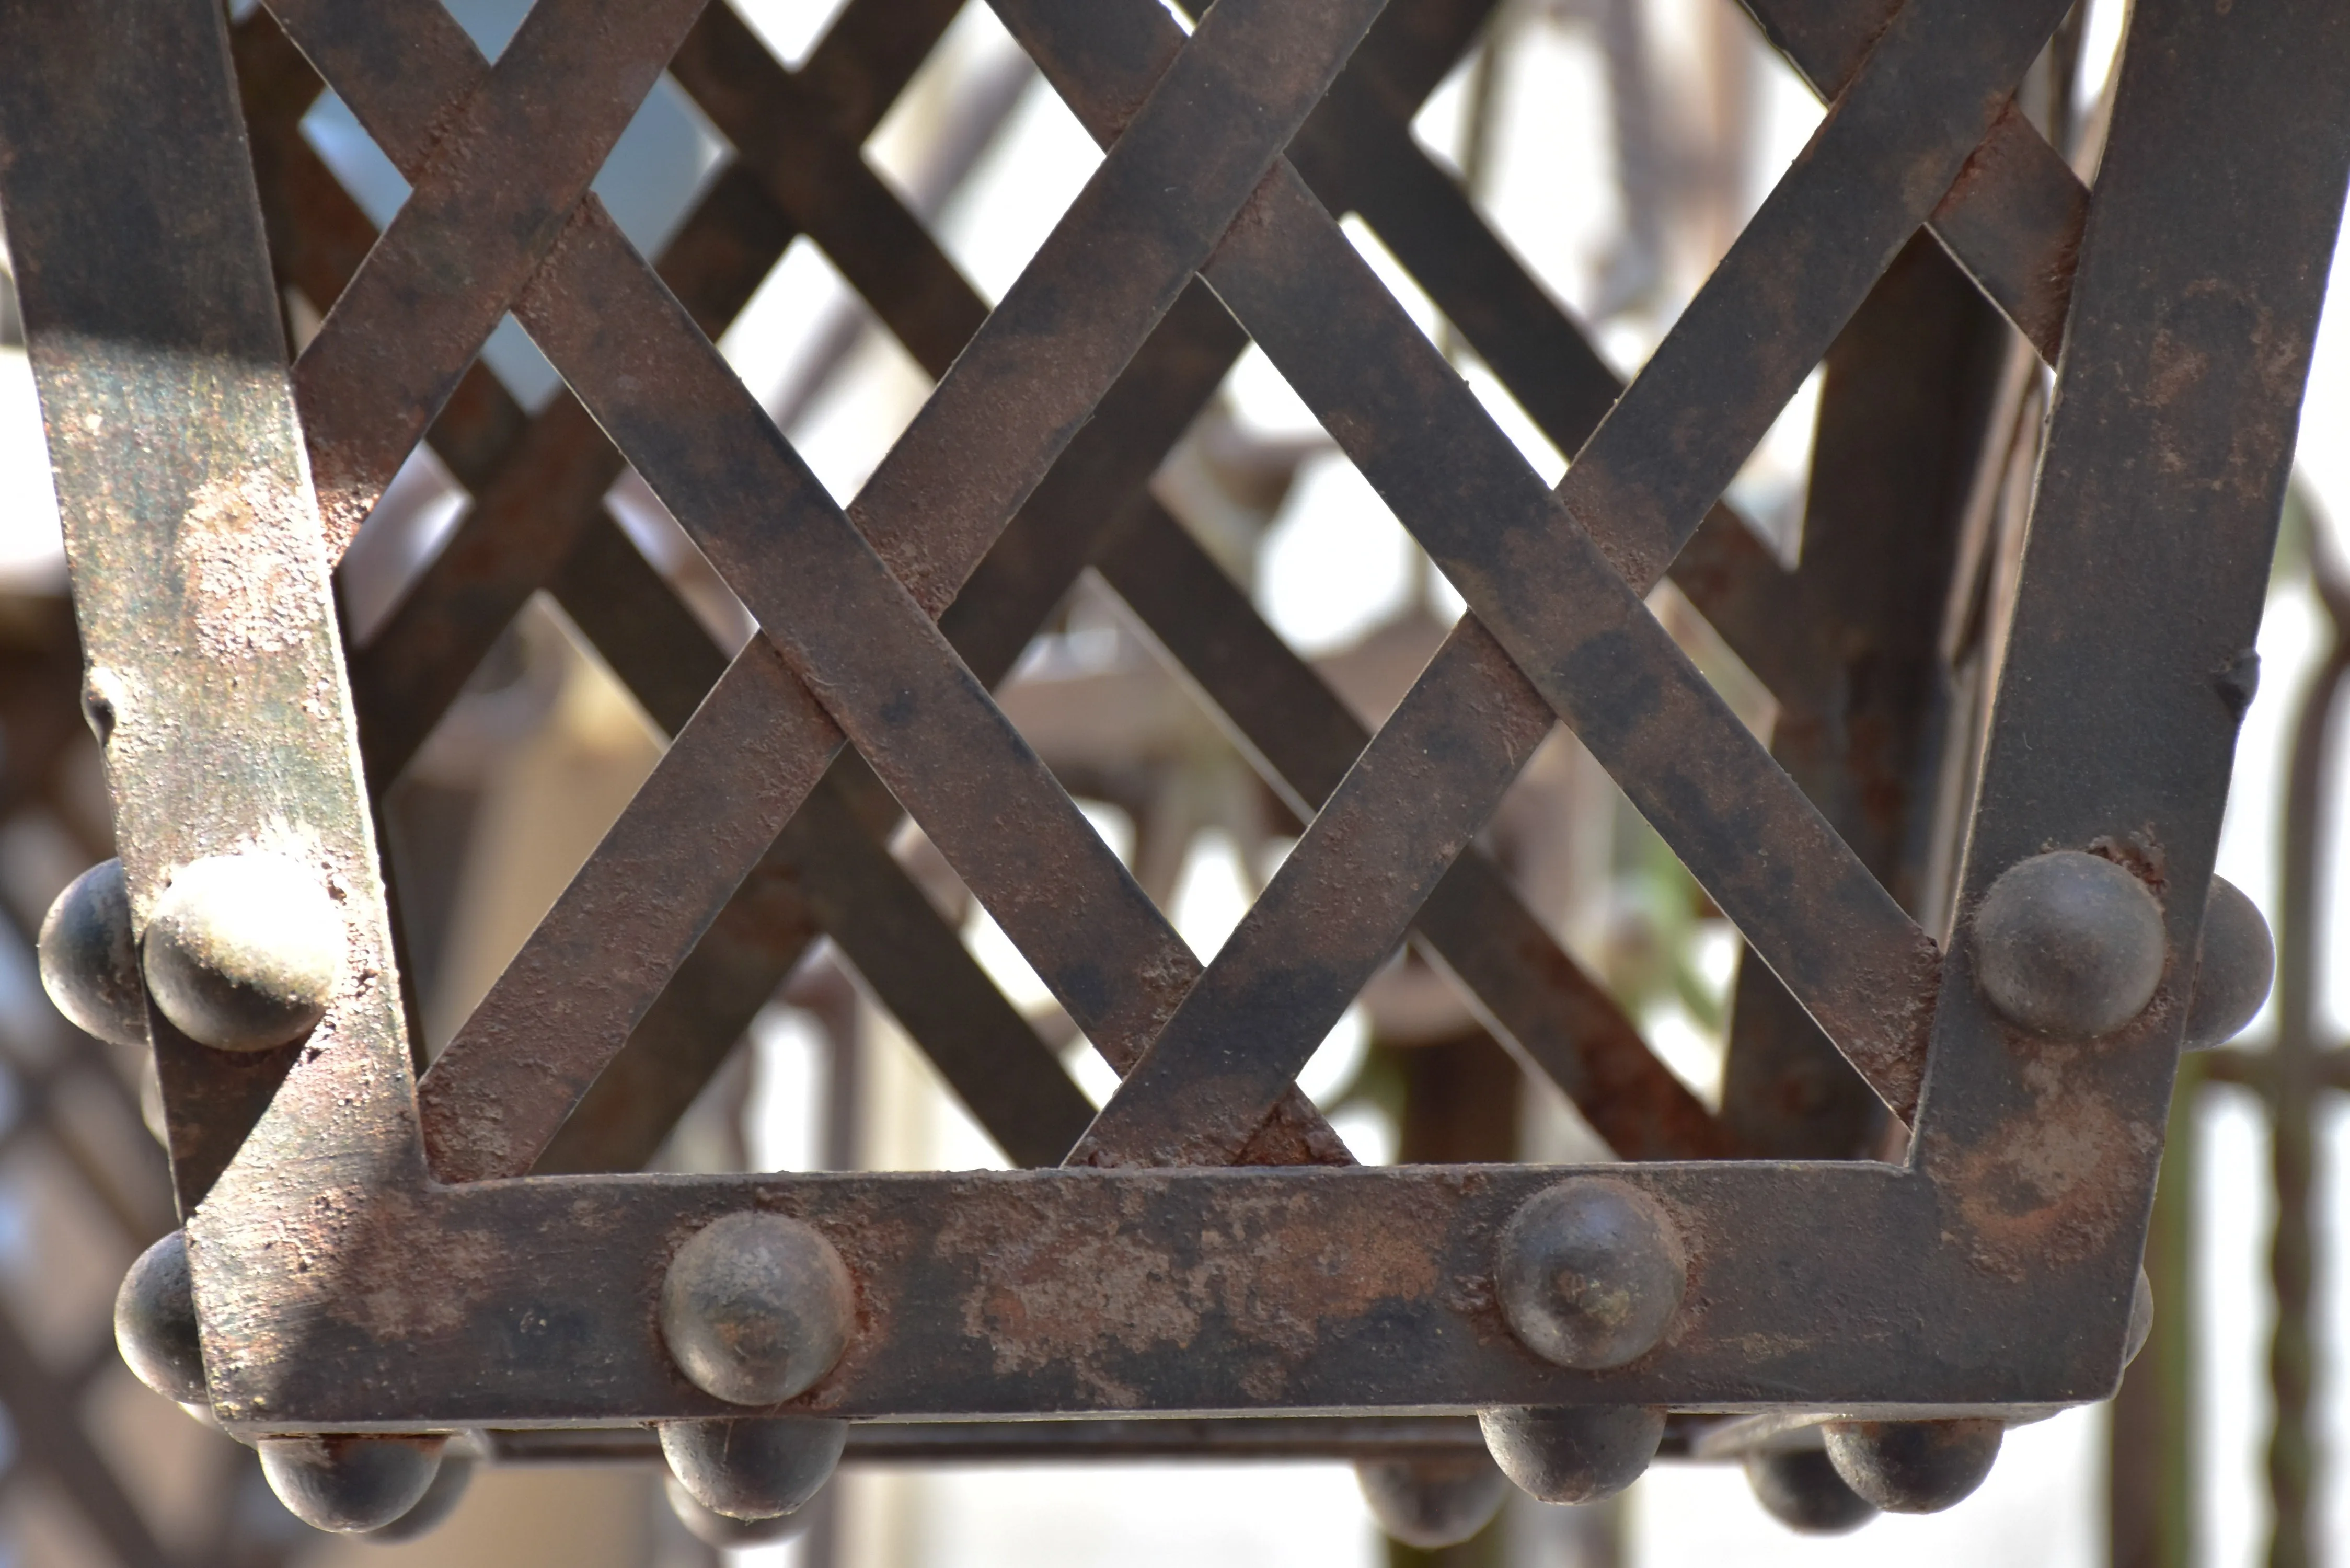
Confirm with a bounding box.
[0,0,2346,1536]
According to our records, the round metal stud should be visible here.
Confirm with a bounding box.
[659,1417,847,1521]
[1354,1455,1508,1548]
[363,1455,475,1542]
[2124,1266,2155,1370]
[114,1229,205,1405]
[257,1435,446,1533]
[1973,851,2166,1038]
[2182,877,2273,1049]
[1478,1405,1665,1504]
[664,1474,815,1548]
[142,853,343,1052]
[1822,1418,2002,1514]
[38,859,145,1048]
[1745,1447,1879,1535]
[1496,1178,1686,1370]
[660,1212,855,1406]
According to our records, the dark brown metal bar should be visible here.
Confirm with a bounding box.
[493,1416,1488,1465]
[1910,0,2350,1389]
[0,0,421,1213]
[1737,0,2087,361]
[1013,0,2076,1162]
[197,1158,2121,1429]
[1718,234,2009,1159]
[1096,502,1730,1160]
[373,0,1387,1179]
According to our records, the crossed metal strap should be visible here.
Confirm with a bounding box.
[5,0,2342,1439]
[253,0,1730,1174]
[245,0,2093,1184]
[248,0,1716,1177]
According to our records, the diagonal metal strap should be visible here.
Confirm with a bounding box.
[540,286,1258,1173]
[287,0,711,550]
[457,0,1731,1168]
[1737,0,2087,361]
[234,11,1110,1174]
[274,0,1392,1179]
[1092,499,1731,1159]
[1020,0,2070,1165]
[253,0,962,787]
[562,0,1726,1167]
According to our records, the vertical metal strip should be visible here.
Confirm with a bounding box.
[0,0,421,1223]
[1913,0,2350,1363]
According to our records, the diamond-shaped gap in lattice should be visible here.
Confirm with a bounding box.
[1380,0,1834,561]
[336,442,470,643]
[1046,308,1747,1148]
[896,564,1393,1158]
[715,233,939,506]
[865,1,1098,306]
[295,14,727,414]
[1057,159,1861,1166]
[382,595,665,1056]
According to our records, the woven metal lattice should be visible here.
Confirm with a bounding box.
[1,0,2347,1548]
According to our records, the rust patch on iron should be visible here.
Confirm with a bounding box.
[1946,1051,2158,1280]
[934,1178,1446,1406]
[2086,831,2169,898]
[176,472,321,661]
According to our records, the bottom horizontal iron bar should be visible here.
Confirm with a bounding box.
[488,1417,1491,1465]
[193,1162,2140,1428]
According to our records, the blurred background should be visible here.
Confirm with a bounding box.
[0,0,2344,1562]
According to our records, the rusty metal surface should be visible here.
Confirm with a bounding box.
[356,0,1388,1182]
[0,0,420,1214]
[1908,0,2350,1348]
[191,1161,2094,1426]
[1718,233,2009,1159]
[4,0,2348,1512]
[1033,0,2083,1161]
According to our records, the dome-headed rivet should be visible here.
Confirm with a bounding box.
[1479,1405,1664,1504]
[363,1455,475,1541]
[2182,877,2273,1049]
[1822,1418,2002,1513]
[143,853,343,1051]
[1355,1455,1508,1548]
[114,1229,205,1405]
[664,1474,816,1548]
[1745,1446,1879,1534]
[1497,1178,1685,1370]
[659,1416,846,1521]
[257,1435,445,1533]
[39,859,145,1048]
[1973,851,2165,1037]
[660,1213,854,1406]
